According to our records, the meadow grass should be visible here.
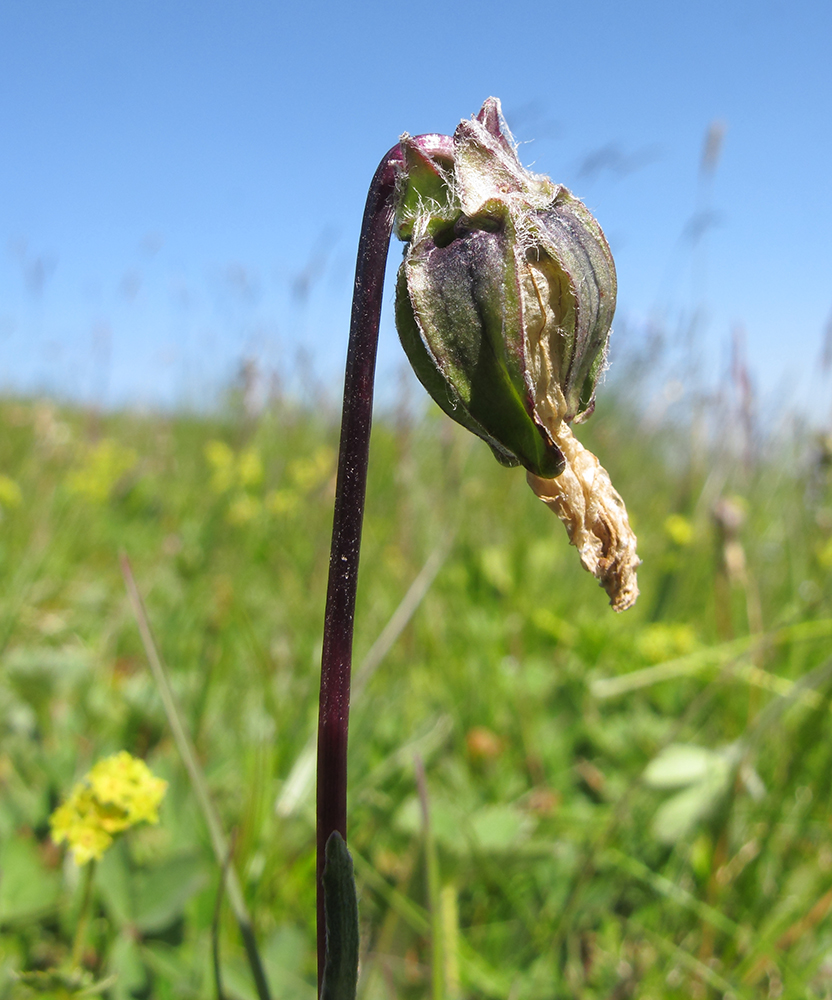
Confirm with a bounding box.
[1,389,831,999]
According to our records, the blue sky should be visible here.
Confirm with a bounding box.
[1,0,830,418]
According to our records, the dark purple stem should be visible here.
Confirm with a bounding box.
[315,142,401,992]
[315,134,451,994]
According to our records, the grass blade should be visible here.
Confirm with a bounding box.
[120,551,272,1000]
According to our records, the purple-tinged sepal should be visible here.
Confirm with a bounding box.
[393,99,638,609]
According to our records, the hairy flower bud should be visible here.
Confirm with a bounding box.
[394,99,639,609]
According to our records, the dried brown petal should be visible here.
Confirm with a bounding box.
[526,392,639,611]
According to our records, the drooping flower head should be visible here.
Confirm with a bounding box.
[394,99,639,610]
[50,751,168,865]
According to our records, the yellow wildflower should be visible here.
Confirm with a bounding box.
[636,622,698,664]
[226,493,261,525]
[237,446,263,487]
[265,489,299,516]
[288,447,335,492]
[204,440,264,493]
[664,514,694,547]
[205,439,236,493]
[50,752,167,865]
[66,439,137,503]
[817,536,832,570]
[0,475,22,510]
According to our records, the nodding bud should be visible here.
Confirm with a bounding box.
[394,99,639,610]
[394,97,616,477]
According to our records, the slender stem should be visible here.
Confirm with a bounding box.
[415,755,444,1000]
[70,859,96,970]
[120,553,272,1000]
[315,134,450,994]
[316,142,401,991]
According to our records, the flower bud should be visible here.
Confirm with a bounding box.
[395,98,616,473]
[394,99,639,610]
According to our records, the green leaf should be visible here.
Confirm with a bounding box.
[96,844,208,933]
[644,742,741,843]
[95,842,134,927]
[262,927,316,999]
[108,932,148,1000]
[132,852,208,933]
[469,804,532,852]
[651,776,731,844]
[0,834,59,923]
[395,796,467,854]
[643,743,727,789]
[321,832,359,1000]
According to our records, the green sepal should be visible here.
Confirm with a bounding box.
[532,192,617,422]
[393,99,616,464]
[396,231,565,479]
[394,138,456,242]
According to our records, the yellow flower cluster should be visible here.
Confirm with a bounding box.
[66,439,138,503]
[663,514,694,547]
[264,448,336,518]
[636,622,698,664]
[817,535,832,570]
[50,752,167,865]
[204,439,263,494]
[0,474,22,511]
[204,439,335,524]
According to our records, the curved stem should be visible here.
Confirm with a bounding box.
[315,135,450,993]
[316,141,402,992]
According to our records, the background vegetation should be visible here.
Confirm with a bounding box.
[1,371,832,998]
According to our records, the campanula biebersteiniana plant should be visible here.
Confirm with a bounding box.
[316,98,639,997]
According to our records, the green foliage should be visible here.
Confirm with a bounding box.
[321,833,359,1000]
[1,394,832,998]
